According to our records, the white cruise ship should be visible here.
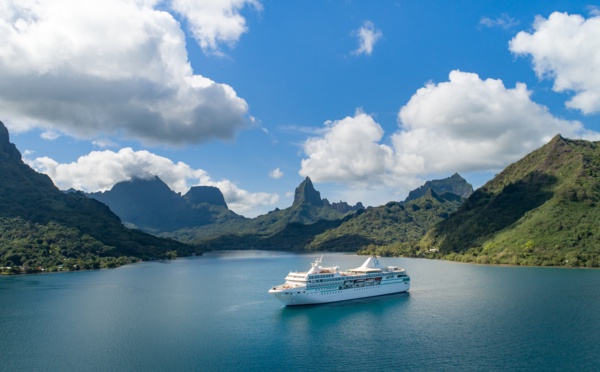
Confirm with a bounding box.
[268,256,410,306]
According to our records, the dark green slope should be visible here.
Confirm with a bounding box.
[421,135,600,266]
[0,122,199,273]
[310,189,464,251]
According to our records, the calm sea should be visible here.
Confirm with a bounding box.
[1,251,599,371]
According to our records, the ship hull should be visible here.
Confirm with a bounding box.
[269,281,409,306]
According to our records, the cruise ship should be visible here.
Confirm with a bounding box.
[268,256,410,306]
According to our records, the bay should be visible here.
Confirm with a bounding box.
[1,250,599,371]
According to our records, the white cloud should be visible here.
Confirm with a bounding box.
[170,0,261,54]
[40,130,60,140]
[24,148,278,216]
[510,12,600,114]
[300,110,394,184]
[479,13,519,29]
[92,138,119,148]
[395,70,599,174]
[353,21,382,56]
[269,168,284,179]
[0,0,249,145]
[300,71,599,200]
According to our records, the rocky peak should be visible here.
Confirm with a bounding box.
[0,121,22,161]
[293,177,323,207]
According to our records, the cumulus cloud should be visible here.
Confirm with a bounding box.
[24,148,278,215]
[395,70,599,174]
[170,0,261,54]
[300,71,599,195]
[353,21,382,56]
[0,0,249,145]
[299,110,394,184]
[269,168,284,179]
[510,12,600,114]
[479,13,519,29]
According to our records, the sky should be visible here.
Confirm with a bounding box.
[2,0,600,217]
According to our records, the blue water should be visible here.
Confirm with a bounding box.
[1,251,599,371]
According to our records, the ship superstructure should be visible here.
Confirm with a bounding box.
[268,256,410,306]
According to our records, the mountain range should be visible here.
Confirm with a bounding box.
[167,175,469,252]
[168,176,366,248]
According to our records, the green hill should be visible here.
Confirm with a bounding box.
[0,122,200,274]
[312,189,464,252]
[420,135,600,267]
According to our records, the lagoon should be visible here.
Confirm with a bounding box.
[1,251,599,371]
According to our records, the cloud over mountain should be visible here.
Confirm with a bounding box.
[0,0,249,145]
[25,148,278,215]
[510,12,600,114]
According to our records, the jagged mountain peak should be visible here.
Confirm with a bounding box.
[0,121,22,161]
[293,176,323,207]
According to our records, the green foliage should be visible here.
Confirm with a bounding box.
[0,217,140,273]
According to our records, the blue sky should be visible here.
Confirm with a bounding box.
[2,0,600,217]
